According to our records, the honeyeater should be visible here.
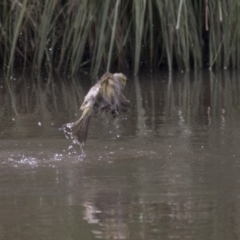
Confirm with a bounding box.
[63,72,128,144]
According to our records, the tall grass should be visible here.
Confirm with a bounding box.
[0,0,240,76]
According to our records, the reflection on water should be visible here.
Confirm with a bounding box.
[0,71,240,240]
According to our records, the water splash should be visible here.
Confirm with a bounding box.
[62,122,83,146]
[79,144,86,158]
[52,153,63,161]
[61,123,74,140]
[7,155,38,167]
[61,123,87,160]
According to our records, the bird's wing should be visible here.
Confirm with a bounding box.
[100,72,118,88]
[80,82,101,110]
[99,72,114,83]
[98,73,121,105]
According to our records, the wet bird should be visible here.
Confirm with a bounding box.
[63,72,128,144]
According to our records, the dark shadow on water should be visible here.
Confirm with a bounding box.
[0,71,240,239]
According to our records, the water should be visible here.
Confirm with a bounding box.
[0,71,240,240]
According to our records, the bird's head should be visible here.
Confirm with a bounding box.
[113,73,127,87]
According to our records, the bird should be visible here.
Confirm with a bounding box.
[62,72,128,145]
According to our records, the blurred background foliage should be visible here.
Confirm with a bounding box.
[0,0,240,76]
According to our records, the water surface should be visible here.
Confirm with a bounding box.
[0,71,240,240]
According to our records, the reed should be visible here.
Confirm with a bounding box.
[1,0,240,76]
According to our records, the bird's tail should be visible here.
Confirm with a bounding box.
[62,107,92,144]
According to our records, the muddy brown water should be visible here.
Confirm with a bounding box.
[0,71,240,240]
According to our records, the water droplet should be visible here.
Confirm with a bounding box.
[38,122,41,126]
